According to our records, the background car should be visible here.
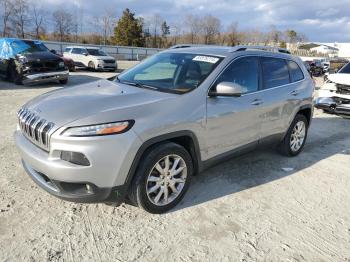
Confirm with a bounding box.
[50,50,75,72]
[0,38,69,85]
[63,46,117,72]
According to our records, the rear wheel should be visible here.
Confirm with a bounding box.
[129,142,193,214]
[279,114,308,156]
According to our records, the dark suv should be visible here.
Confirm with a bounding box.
[0,38,69,85]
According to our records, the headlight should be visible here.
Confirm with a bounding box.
[59,61,65,68]
[18,56,28,64]
[61,120,134,137]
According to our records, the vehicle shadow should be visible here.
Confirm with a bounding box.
[0,73,111,90]
[172,115,350,212]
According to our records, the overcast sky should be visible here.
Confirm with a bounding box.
[42,0,350,42]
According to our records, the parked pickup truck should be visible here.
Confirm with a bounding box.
[0,38,69,85]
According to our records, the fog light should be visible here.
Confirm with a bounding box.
[86,184,93,193]
[60,151,90,166]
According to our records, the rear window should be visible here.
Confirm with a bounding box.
[261,57,290,89]
[287,60,304,82]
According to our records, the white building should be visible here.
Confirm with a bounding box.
[323,43,350,59]
[310,44,339,56]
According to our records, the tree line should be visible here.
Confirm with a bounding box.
[0,1,307,48]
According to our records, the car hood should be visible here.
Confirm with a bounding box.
[328,73,350,86]
[23,80,176,128]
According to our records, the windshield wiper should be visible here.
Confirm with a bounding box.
[120,80,159,91]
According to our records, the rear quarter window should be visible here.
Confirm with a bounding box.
[65,47,72,53]
[287,60,304,82]
[261,57,290,89]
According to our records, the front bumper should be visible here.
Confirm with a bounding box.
[315,97,350,116]
[96,61,117,71]
[22,70,69,85]
[14,129,142,203]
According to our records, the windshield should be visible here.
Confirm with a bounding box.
[117,52,222,94]
[338,62,350,74]
[87,49,107,56]
[14,40,48,54]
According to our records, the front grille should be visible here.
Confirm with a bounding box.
[336,84,350,95]
[17,108,55,151]
[28,60,60,73]
[103,59,115,64]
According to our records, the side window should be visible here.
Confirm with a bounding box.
[71,48,80,54]
[261,57,290,89]
[215,56,259,94]
[287,60,304,82]
[64,47,72,53]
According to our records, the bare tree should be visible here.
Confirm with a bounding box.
[202,15,220,44]
[1,0,13,37]
[32,4,45,39]
[149,14,162,48]
[12,0,30,38]
[185,15,202,44]
[226,22,240,46]
[268,25,282,46]
[52,9,73,42]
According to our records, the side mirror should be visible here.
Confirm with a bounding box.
[50,49,57,54]
[82,52,88,56]
[209,82,243,97]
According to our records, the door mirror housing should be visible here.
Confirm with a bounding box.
[50,49,57,55]
[82,52,88,56]
[209,82,243,97]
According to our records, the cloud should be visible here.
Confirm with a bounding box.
[32,0,350,42]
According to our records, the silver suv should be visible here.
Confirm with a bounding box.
[15,45,314,213]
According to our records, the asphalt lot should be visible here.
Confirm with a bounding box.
[0,72,350,261]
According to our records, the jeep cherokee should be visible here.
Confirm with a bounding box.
[15,45,314,213]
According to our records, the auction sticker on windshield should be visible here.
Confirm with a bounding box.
[193,56,219,64]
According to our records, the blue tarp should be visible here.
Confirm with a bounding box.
[0,38,30,59]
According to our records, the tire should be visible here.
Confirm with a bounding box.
[129,142,193,214]
[279,114,309,157]
[88,61,95,71]
[59,79,68,85]
[8,64,23,85]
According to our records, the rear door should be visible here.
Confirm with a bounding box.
[258,57,305,139]
[206,56,263,159]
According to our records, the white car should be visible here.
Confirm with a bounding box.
[315,62,350,117]
[63,46,117,71]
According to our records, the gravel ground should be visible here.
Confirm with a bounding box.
[0,74,350,262]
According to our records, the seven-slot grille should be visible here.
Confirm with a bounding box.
[17,108,55,151]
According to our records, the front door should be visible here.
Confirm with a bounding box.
[205,56,263,159]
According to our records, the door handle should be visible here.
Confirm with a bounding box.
[290,90,300,96]
[251,99,264,106]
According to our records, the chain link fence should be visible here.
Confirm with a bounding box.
[42,40,163,61]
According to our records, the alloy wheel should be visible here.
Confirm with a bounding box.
[290,121,306,152]
[146,154,187,206]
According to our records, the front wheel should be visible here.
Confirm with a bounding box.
[88,61,95,71]
[279,114,308,156]
[8,64,23,85]
[129,142,193,214]
[59,79,68,85]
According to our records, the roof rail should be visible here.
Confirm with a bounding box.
[169,44,204,49]
[230,45,291,54]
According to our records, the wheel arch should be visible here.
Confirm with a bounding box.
[297,105,313,125]
[122,131,202,198]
